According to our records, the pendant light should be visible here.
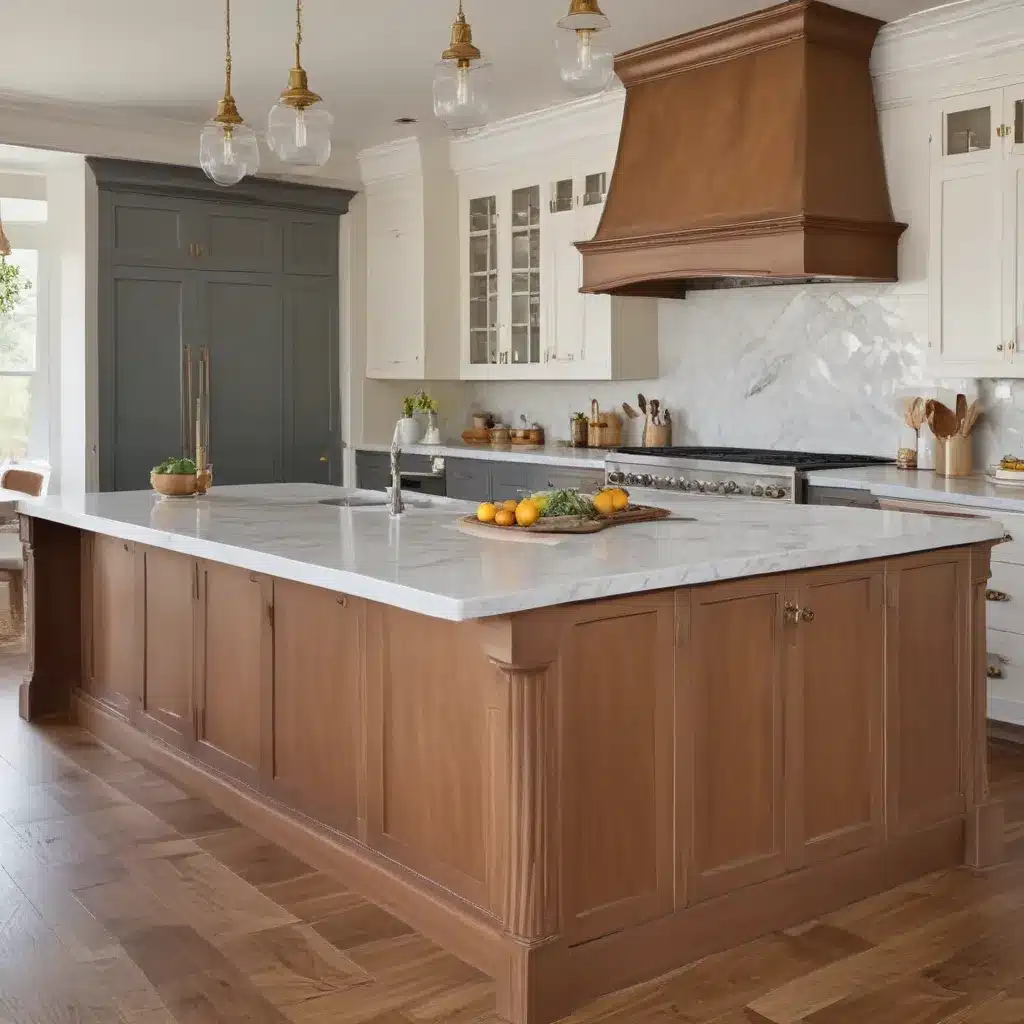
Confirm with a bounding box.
[200,0,260,187]
[267,0,333,167]
[556,0,614,96]
[433,1,491,134]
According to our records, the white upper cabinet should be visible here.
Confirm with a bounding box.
[929,83,1024,376]
[452,92,658,381]
[361,139,460,381]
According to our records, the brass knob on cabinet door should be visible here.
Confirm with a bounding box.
[801,607,815,622]
[997,344,1005,352]
[988,664,1005,679]
[987,589,1011,602]
[319,455,328,463]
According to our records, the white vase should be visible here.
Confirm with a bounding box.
[917,432,935,471]
[397,416,422,446]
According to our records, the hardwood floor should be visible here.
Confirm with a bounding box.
[1,652,1024,1023]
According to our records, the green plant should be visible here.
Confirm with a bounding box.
[541,489,597,519]
[152,457,197,475]
[571,411,587,422]
[0,258,30,317]
[403,390,438,417]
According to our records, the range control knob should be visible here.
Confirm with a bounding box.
[675,477,688,489]
[751,484,765,497]
[685,480,697,491]
[608,471,625,485]
[764,486,779,499]
[725,480,740,494]
[640,474,653,487]
[625,473,638,485]
[716,482,729,494]
[774,487,787,499]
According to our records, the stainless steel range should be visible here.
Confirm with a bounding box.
[605,447,894,504]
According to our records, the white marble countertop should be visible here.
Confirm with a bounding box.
[17,483,1004,622]
[356,440,609,469]
[806,467,1024,513]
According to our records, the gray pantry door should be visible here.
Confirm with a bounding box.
[197,273,284,486]
[284,276,338,484]
[103,266,193,492]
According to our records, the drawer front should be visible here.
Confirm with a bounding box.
[986,562,1024,634]
[535,468,606,492]
[987,629,1024,726]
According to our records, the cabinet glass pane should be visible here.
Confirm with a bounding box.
[1017,100,1023,145]
[468,196,498,365]
[551,178,574,214]
[946,107,991,155]
[583,172,608,207]
[510,186,541,365]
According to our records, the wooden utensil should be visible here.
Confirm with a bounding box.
[925,399,957,439]
[638,394,648,416]
[904,396,925,432]
[961,401,981,436]
[955,394,967,435]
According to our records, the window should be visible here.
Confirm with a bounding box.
[0,197,47,461]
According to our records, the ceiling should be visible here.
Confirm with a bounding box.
[0,0,943,151]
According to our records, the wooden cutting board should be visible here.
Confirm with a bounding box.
[458,504,675,537]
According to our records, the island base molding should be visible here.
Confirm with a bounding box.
[18,517,1007,1024]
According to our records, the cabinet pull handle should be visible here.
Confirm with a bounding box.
[182,345,193,456]
[987,589,1011,602]
[988,664,1005,679]
[784,601,800,624]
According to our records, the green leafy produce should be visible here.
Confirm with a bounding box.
[540,488,597,519]
[152,457,197,476]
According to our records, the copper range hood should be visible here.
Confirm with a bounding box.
[577,0,907,298]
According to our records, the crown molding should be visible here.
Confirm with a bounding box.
[872,0,1024,81]
[449,87,624,173]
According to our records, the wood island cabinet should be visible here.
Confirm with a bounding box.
[46,526,998,1024]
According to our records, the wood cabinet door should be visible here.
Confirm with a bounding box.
[560,594,675,943]
[683,578,787,903]
[887,549,971,835]
[82,534,139,716]
[270,580,361,833]
[138,548,196,749]
[785,565,885,868]
[195,562,268,786]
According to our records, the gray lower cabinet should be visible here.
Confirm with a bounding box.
[356,452,446,495]
[94,160,353,492]
[805,485,879,508]
[446,459,493,502]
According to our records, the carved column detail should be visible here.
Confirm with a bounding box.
[498,662,559,943]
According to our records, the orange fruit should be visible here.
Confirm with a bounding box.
[592,490,616,517]
[477,502,497,523]
[494,509,516,527]
[502,499,519,512]
[515,499,540,527]
[610,488,629,511]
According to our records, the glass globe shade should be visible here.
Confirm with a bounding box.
[267,102,333,167]
[556,28,614,96]
[433,61,491,133]
[200,121,260,186]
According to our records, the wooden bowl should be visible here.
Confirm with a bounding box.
[151,472,198,497]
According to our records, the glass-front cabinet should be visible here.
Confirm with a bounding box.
[459,162,658,381]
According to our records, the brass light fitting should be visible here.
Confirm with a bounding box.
[278,0,322,111]
[442,0,482,68]
[211,0,244,129]
[557,0,610,30]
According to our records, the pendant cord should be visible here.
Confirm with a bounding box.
[224,0,232,99]
[295,0,303,69]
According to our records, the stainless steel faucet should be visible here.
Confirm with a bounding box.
[389,432,405,517]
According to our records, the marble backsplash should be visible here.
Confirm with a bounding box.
[464,284,1023,469]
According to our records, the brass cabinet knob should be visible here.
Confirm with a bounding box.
[997,343,1005,352]
[801,607,815,622]
[988,664,1005,679]
[1003,531,1014,543]
[987,589,1011,602]
[319,455,328,463]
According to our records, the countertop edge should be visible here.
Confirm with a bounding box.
[17,497,1004,623]
[354,442,609,469]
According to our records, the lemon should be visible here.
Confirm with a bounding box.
[502,499,519,512]
[610,488,629,511]
[477,502,497,524]
[515,499,540,527]
[593,490,617,517]
[494,509,516,527]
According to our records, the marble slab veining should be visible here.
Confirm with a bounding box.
[355,441,609,469]
[807,467,1024,514]
[18,483,1003,622]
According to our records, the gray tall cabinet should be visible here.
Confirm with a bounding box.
[91,158,355,492]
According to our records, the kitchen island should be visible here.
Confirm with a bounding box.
[16,484,1008,1024]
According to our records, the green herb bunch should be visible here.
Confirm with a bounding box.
[541,489,597,519]
[152,457,197,475]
